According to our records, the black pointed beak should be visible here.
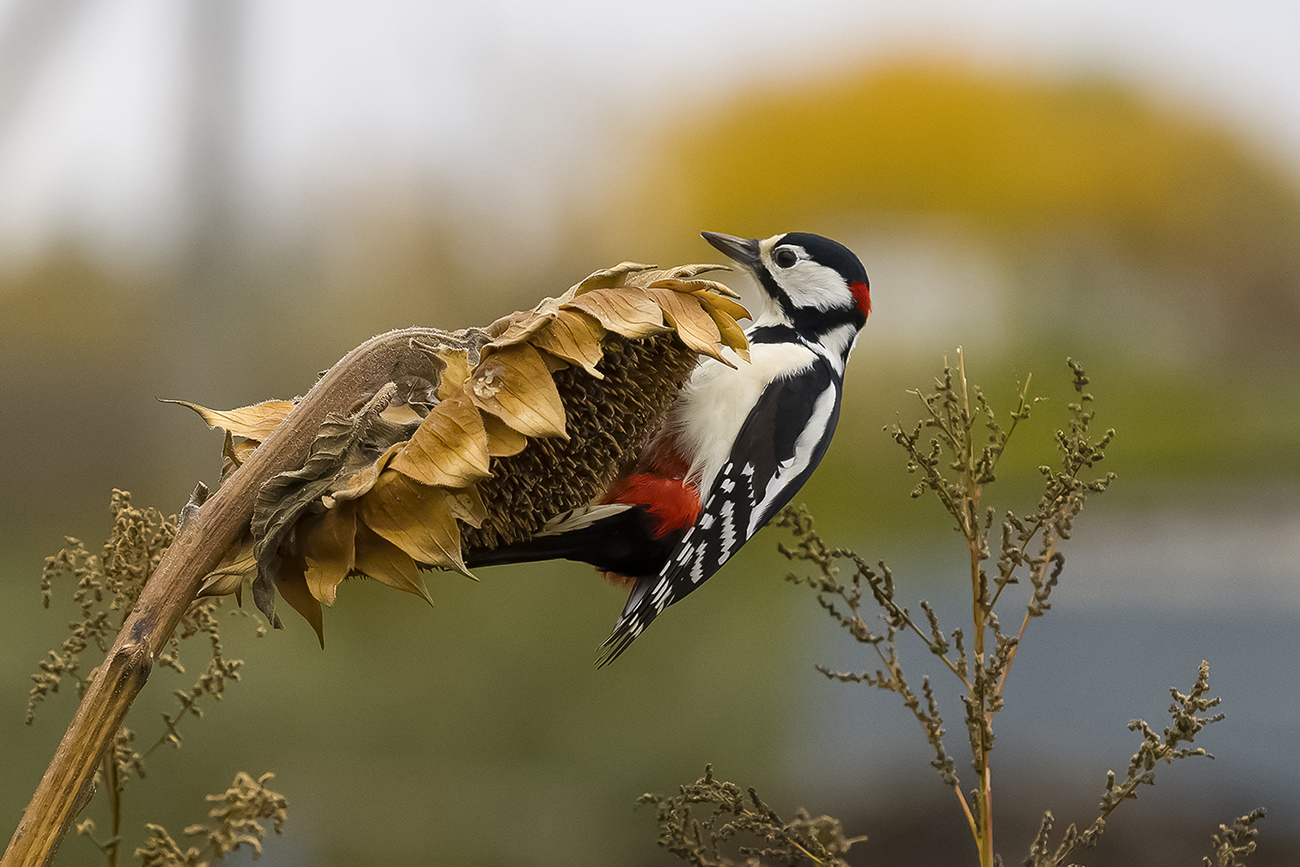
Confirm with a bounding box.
[701,232,761,269]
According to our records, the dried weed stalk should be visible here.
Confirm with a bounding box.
[1202,809,1267,867]
[648,352,1264,866]
[134,772,287,867]
[638,765,865,867]
[26,490,281,867]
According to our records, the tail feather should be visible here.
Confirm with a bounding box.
[465,532,602,568]
[464,503,646,571]
[465,466,702,664]
[595,578,658,667]
[596,626,638,668]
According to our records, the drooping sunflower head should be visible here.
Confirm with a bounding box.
[181,261,749,644]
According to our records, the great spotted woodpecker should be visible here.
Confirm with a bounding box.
[469,231,871,663]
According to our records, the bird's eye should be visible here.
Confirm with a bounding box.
[774,248,798,268]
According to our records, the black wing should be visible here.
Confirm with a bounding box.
[598,355,842,664]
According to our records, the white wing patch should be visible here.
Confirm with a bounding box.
[747,382,838,537]
[718,498,737,564]
[690,542,708,583]
[652,576,673,609]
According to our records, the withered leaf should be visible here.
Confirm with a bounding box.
[646,276,732,297]
[390,393,491,488]
[700,300,751,362]
[484,307,533,339]
[358,470,473,578]
[686,278,739,298]
[693,291,750,323]
[275,557,325,648]
[329,442,404,504]
[198,535,256,600]
[486,307,556,347]
[434,348,472,401]
[221,431,249,481]
[250,391,397,624]
[379,404,424,425]
[536,348,571,374]
[482,411,528,457]
[572,262,656,294]
[563,287,667,338]
[650,263,734,284]
[468,343,567,440]
[165,399,296,441]
[353,519,436,603]
[298,501,358,606]
[446,484,487,529]
[647,287,728,365]
[529,309,606,378]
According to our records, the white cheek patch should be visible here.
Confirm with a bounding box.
[759,239,855,313]
[778,260,856,312]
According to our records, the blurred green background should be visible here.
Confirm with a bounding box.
[2,3,1299,865]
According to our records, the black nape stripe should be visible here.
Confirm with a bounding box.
[746,324,800,345]
[787,304,865,339]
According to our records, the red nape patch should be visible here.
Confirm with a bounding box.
[600,474,701,539]
[850,280,871,319]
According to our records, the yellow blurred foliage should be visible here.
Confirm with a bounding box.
[638,58,1300,337]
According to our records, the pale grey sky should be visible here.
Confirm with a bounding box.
[1,0,1297,262]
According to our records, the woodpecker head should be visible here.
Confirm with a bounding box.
[702,231,871,342]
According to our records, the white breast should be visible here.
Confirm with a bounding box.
[662,341,818,498]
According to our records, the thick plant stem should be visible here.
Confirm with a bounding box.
[102,751,120,867]
[3,327,452,867]
[955,348,996,867]
[980,766,994,867]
